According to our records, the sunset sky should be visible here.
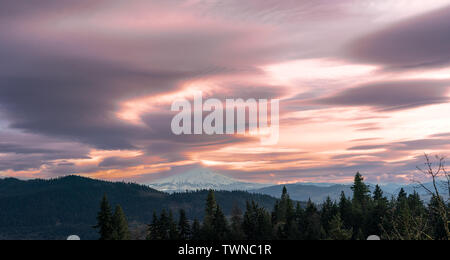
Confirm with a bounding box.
[1,0,450,184]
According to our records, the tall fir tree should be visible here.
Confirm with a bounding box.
[112,205,130,240]
[368,185,388,236]
[202,190,218,240]
[327,213,352,240]
[168,210,179,240]
[243,201,273,240]
[321,197,339,235]
[295,202,306,239]
[338,192,353,230]
[428,195,448,240]
[191,219,202,240]
[147,212,160,240]
[304,199,325,240]
[213,205,230,240]
[230,204,245,240]
[94,194,114,240]
[178,209,191,240]
[408,191,425,216]
[351,172,371,239]
[373,185,384,201]
[158,210,170,240]
[272,186,297,239]
[351,172,371,207]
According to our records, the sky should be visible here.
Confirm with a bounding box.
[1,0,450,184]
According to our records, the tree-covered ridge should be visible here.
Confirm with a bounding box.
[98,172,448,240]
[0,175,278,240]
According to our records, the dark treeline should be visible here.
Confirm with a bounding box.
[95,172,449,240]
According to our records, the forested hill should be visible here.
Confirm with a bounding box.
[0,175,280,240]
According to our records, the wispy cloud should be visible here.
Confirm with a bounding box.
[0,0,450,184]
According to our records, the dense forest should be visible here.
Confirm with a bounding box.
[96,172,449,240]
[0,176,277,239]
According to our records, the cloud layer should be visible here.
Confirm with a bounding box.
[0,1,450,184]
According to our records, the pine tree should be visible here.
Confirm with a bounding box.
[328,213,352,240]
[368,185,388,236]
[338,192,353,230]
[304,199,325,240]
[397,188,408,205]
[191,219,201,240]
[396,188,413,238]
[168,210,179,240]
[321,197,338,235]
[408,191,426,218]
[202,190,218,240]
[272,186,296,239]
[351,172,370,206]
[284,198,299,240]
[243,200,273,240]
[147,212,160,240]
[94,194,114,240]
[213,205,230,240]
[178,209,191,240]
[295,202,306,239]
[205,190,217,222]
[112,205,130,240]
[158,210,170,240]
[373,185,384,201]
[428,195,448,240]
[276,187,289,223]
[230,204,245,240]
[350,172,371,238]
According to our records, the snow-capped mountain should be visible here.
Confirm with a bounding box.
[148,168,271,193]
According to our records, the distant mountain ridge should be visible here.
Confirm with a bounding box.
[252,183,354,203]
[148,168,448,203]
[148,168,271,192]
[251,182,448,203]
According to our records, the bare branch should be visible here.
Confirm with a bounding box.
[413,153,449,240]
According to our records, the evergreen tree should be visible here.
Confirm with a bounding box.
[350,172,371,238]
[351,172,371,207]
[213,205,230,240]
[178,209,191,240]
[158,210,171,240]
[395,188,413,239]
[338,192,353,230]
[147,212,160,240]
[243,201,273,240]
[368,185,388,236]
[428,195,448,240]
[205,190,217,221]
[408,191,425,217]
[397,188,408,205]
[272,186,297,239]
[321,197,338,235]
[191,219,202,240]
[112,205,130,240]
[373,185,384,201]
[94,194,114,240]
[202,190,218,239]
[230,204,245,240]
[383,191,431,240]
[283,201,300,240]
[168,210,179,240]
[295,202,306,239]
[304,199,325,240]
[327,213,352,240]
[274,187,289,223]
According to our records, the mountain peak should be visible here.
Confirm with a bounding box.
[149,167,270,192]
